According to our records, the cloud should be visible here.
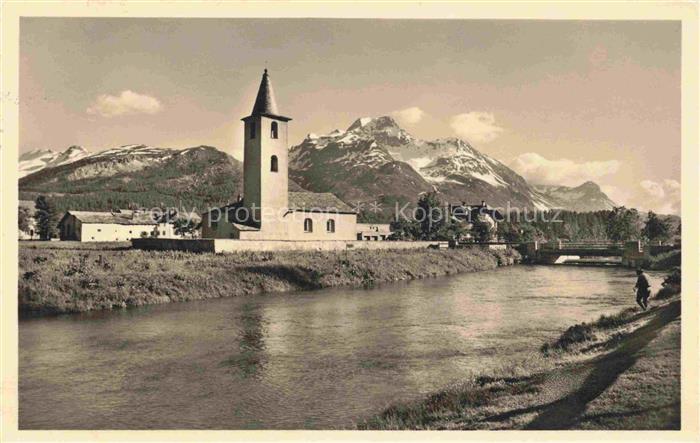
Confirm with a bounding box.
[639,179,680,214]
[450,112,503,143]
[640,180,665,199]
[510,152,620,187]
[87,90,163,117]
[391,107,425,125]
[601,180,680,215]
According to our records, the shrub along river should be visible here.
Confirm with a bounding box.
[19,265,665,429]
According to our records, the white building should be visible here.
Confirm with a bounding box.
[356,223,392,241]
[58,210,175,242]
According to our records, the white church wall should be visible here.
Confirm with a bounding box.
[284,211,356,241]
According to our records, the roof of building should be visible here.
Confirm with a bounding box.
[232,222,260,232]
[288,192,356,213]
[204,192,356,218]
[61,210,158,226]
[243,69,292,122]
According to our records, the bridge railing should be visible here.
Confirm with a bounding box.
[538,241,625,251]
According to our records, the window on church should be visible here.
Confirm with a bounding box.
[271,121,279,139]
[271,155,278,172]
[326,219,335,233]
[304,218,313,233]
[249,121,256,139]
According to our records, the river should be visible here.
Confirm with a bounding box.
[19,265,665,429]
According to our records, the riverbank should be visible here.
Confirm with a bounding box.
[19,243,520,316]
[360,288,681,430]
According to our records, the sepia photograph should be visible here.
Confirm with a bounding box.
[2,1,698,440]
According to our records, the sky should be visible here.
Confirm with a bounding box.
[19,18,681,213]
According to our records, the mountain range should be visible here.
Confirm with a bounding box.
[18,117,617,218]
[289,116,615,216]
[19,145,244,212]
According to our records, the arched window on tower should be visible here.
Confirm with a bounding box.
[249,121,256,139]
[304,218,313,233]
[326,219,335,233]
[271,155,278,172]
[271,121,279,139]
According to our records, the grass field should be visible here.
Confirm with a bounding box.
[19,243,520,315]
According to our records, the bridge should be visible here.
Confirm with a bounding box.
[522,240,674,266]
[451,239,676,267]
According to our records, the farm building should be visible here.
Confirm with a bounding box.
[58,210,175,242]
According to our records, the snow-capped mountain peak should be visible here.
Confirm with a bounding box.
[289,115,600,212]
[18,145,90,178]
[347,117,374,130]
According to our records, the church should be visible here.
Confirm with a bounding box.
[201,70,358,241]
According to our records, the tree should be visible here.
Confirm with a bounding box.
[435,220,470,242]
[389,217,420,240]
[18,207,31,233]
[173,218,198,238]
[34,195,58,240]
[496,218,548,243]
[416,192,445,240]
[642,211,671,243]
[471,217,494,243]
[605,206,641,242]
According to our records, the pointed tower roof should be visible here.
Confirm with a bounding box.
[243,69,291,122]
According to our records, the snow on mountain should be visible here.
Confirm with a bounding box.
[534,181,616,212]
[289,115,562,214]
[90,144,167,158]
[18,144,179,180]
[398,138,511,188]
[18,146,90,178]
[289,117,433,211]
[19,121,616,217]
[289,115,619,213]
[290,118,401,171]
[19,145,245,211]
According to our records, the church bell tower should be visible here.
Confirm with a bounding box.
[241,69,292,228]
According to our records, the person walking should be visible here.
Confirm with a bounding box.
[634,268,652,310]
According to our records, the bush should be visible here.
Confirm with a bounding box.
[663,267,681,285]
[646,249,681,270]
[656,267,681,300]
[594,312,628,329]
[541,323,595,355]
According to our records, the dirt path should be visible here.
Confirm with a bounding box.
[479,300,681,430]
[360,295,682,430]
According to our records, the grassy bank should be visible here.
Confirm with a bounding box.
[645,249,681,270]
[360,286,681,430]
[19,244,520,316]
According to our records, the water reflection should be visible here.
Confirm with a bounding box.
[19,266,666,429]
[222,302,268,379]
